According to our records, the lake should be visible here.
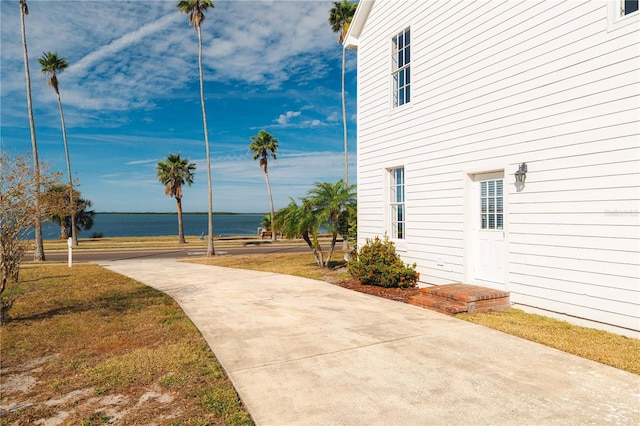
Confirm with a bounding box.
[39,213,265,239]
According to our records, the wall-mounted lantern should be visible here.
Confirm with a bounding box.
[515,163,527,183]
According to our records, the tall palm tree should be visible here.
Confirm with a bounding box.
[177,0,215,255]
[19,0,44,261]
[329,0,357,189]
[156,153,196,244]
[249,130,278,242]
[38,51,77,246]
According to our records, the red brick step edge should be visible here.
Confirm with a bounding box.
[408,284,510,315]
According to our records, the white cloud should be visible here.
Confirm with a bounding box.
[204,1,335,88]
[275,110,302,125]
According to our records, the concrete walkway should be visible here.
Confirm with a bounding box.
[100,258,640,425]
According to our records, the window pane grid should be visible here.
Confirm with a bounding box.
[480,179,503,230]
[392,28,411,108]
[390,167,405,239]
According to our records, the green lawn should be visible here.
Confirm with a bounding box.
[1,264,253,425]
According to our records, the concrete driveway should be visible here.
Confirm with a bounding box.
[100,258,640,425]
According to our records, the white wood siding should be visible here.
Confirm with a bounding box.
[354,0,640,334]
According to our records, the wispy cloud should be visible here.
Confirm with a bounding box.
[70,12,181,79]
[125,159,159,166]
[1,1,339,124]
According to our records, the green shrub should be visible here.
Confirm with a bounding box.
[348,235,418,288]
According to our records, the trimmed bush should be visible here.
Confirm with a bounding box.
[348,235,418,288]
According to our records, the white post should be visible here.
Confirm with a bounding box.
[67,237,73,268]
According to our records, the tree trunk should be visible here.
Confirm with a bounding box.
[341,45,350,251]
[325,232,338,268]
[310,232,325,267]
[20,1,44,261]
[341,44,348,189]
[312,247,324,267]
[197,24,214,256]
[176,197,186,244]
[301,231,313,250]
[264,170,276,242]
[56,91,77,246]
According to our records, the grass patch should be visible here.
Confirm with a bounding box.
[1,264,252,425]
[36,235,334,252]
[457,309,640,374]
[188,250,352,282]
[189,251,639,375]
[39,235,303,250]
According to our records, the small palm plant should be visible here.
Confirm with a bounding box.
[249,130,279,241]
[274,180,356,267]
[156,153,196,244]
[305,180,356,265]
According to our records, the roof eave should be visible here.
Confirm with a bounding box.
[344,0,375,51]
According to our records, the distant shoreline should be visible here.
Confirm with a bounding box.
[35,213,266,239]
[96,212,266,215]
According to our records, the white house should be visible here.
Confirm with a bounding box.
[345,0,640,337]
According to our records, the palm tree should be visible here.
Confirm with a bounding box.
[305,180,356,266]
[43,184,94,240]
[249,130,278,242]
[38,51,77,246]
[275,180,356,268]
[156,154,196,244]
[177,0,215,255]
[329,0,357,189]
[19,0,44,261]
[274,198,323,266]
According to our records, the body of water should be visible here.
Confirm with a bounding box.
[39,213,265,239]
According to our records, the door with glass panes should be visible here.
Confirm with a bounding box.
[473,172,506,287]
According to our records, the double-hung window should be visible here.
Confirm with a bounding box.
[389,167,405,239]
[392,28,410,108]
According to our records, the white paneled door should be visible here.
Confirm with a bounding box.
[473,172,506,289]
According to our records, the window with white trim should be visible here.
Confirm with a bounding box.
[389,167,405,239]
[609,0,639,28]
[392,27,410,108]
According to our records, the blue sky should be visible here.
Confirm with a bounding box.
[1,0,357,213]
